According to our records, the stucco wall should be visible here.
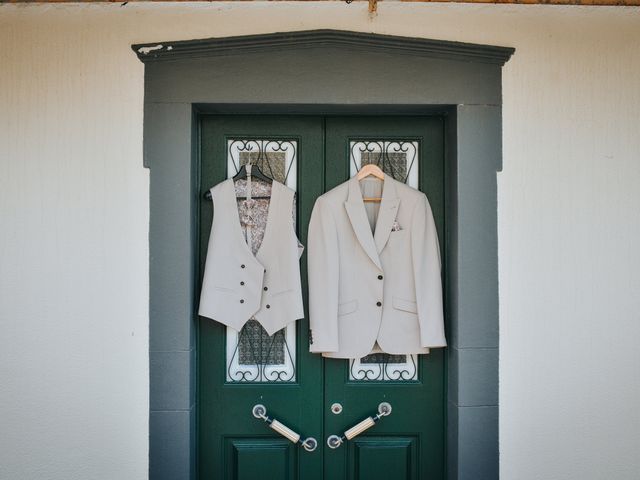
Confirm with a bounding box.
[1,3,639,479]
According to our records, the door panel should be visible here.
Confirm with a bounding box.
[198,115,446,479]
[351,437,417,480]
[227,438,295,480]
[323,116,446,480]
[198,116,325,480]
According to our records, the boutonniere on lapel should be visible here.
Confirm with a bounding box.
[391,220,402,232]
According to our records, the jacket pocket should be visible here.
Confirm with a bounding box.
[271,288,294,298]
[338,299,358,316]
[392,296,418,314]
[213,285,235,294]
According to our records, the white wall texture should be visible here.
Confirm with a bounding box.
[1,3,639,479]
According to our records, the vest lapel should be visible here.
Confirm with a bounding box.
[373,176,400,254]
[344,177,382,270]
[226,178,264,268]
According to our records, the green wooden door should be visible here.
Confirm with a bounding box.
[198,115,445,480]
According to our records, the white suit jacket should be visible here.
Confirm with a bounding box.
[199,179,304,335]
[308,175,446,358]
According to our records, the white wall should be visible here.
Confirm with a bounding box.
[1,3,639,479]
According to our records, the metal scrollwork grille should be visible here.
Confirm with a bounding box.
[225,138,298,383]
[228,139,297,184]
[348,139,421,382]
[350,140,418,186]
[227,320,297,382]
[349,354,418,382]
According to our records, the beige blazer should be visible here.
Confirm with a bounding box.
[308,175,446,358]
[198,179,304,335]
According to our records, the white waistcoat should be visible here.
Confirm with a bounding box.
[198,178,304,335]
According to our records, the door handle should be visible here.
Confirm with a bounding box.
[252,404,318,452]
[327,402,392,449]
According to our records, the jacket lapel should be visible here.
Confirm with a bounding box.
[373,176,400,254]
[344,178,382,270]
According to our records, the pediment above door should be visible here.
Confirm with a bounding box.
[133,29,513,108]
[133,29,514,65]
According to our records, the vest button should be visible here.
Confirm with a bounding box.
[263,286,268,291]
[240,281,245,286]
[376,301,382,307]
[266,304,271,309]
[241,264,245,269]
[378,275,383,280]
[240,299,245,304]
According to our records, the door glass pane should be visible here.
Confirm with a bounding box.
[225,139,298,382]
[348,139,420,382]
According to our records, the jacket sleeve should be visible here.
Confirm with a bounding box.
[307,196,340,353]
[411,194,447,348]
[292,193,305,259]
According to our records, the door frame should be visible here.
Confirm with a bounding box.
[134,29,514,480]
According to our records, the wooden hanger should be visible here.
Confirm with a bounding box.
[356,164,384,203]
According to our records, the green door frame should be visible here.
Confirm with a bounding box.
[134,29,514,480]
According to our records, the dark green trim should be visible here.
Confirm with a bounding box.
[132,29,514,65]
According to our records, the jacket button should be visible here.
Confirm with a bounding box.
[376,301,382,307]
[377,275,383,280]
[240,281,245,286]
[266,304,271,309]
[241,264,245,269]
[240,299,244,303]
[263,286,268,291]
